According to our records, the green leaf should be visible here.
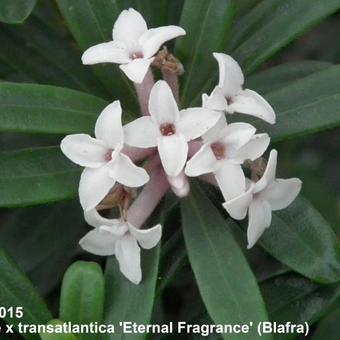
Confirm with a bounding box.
[0,146,80,207]
[181,183,271,340]
[40,320,78,340]
[0,200,86,295]
[0,0,37,24]
[60,261,105,340]
[0,246,52,340]
[261,273,340,340]
[233,64,340,141]
[56,0,138,111]
[0,83,108,134]
[175,0,235,107]
[312,308,340,340]
[103,245,160,340]
[229,0,340,74]
[258,196,340,283]
[246,61,332,95]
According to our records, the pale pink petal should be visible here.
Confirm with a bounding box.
[158,134,188,176]
[149,80,179,124]
[79,228,117,256]
[185,144,217,177]
[260,178,302,211]
[81,41,130,65]
[60,134,107,168]
[213,53,244,97]
[214,160,245,200]
[119,57,154,83]
[247,199,272,249]
[177,108,220,141]
[124,116,159,148]
[129,223,162,249]
[95,100,124,147]
[112,8,147,43]
[115,234,141,284]
[79,166,115,211]
[222,183,254,220]
[229,133,270,163]
[109,153,149,187]
[229,89,276,124]
[140,26,186,58]
[254,149,277,193]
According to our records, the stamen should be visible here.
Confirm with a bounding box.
[226,96,234,105]
[160,123,176,136]
[130,51,143,59]
[105,149,113,161]
[211,142,225,160]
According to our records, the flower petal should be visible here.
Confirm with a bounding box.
[158,134,188,176]
[81,41,130,65]
[202,113,227,143]
[220,122,256,149]
[95,100,124,147]
[229,89,276,124]
[140,26,186,58]
[254,149,277,193]
[60,134,107,168]
[202,87,227,111]
[229,133,270,163]
[214,160,245,200]
[115,234,141,284]
[129,223,162,249]
[222,182,254,220]
[109,153,149,187]
[119,57,154,83]
[79,166,115,211]
[213,53,244,97]
[124,116,159,148]
[79,228,117,256]
[185,144,217,177]
[247,199,272,249]
[149,80,179,124]
[84,209,120,229]
[177,108,221,141]
[260,178,302,211]
[112,8,147,43]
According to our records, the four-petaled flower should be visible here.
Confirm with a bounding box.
[82,8,186,83]
[223,149,302,248]
[80,209,162,284]
[124,80,221,177]
[60,100,149,211]
[185,116,270,200]
[203,53,276,124]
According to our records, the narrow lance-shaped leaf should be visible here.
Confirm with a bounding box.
[0,83,108,135]
[175,0,235,107]
[40,320,78,340]
[181,182,272,340]
[59,261,105,340]
[0,246,52,340]
[0,146,80,207]
[0,0,37,24]
[312,308,340,340]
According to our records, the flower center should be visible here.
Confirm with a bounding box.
[160,123,176,136]
[226,96,234,105]
[130,51,144,59]
[211,142,225,160]
[105,149,113,161]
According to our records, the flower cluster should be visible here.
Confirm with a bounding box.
[61,8,302,284]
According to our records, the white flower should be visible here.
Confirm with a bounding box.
[79,209,162,284]
[203,53,276,124]
[81,8,186,83]
[124,80,221,177]
[223,150,302,248]
[60,101,149,211]
[185,115,270,200]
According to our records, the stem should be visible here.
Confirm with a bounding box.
[127,167,169,228]
[134,68,154,116]
[122,145,155,162]
[163,69,179,104]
